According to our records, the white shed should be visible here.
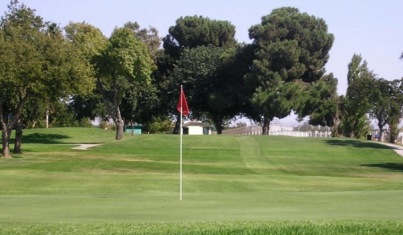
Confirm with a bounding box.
[183,121,211,135]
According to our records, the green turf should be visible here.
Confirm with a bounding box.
[0,221,402,235]
[1,128,403,233]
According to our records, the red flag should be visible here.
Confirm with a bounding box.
[177,87,190,116]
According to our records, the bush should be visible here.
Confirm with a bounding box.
[99,121,115,130]
[146,116,173,134]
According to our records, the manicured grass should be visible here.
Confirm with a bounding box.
[1,128,403,233]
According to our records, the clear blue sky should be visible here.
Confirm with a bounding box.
[1,0,403,124]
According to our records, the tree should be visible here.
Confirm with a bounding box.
[163,15,236,60]
[66,22,161,137]
[64,22,107,60]
[121,22,165,128]
[64,22,108,124]
[370,78,403,142]
[96,27,156,140]
[169,45,245,134]
[161,16,239,133]
[247,7,334,134]
[17,96,47,129]
[120,80,159,127]
[341,54,375,138]
[385,78,403,143]
[296,73,341,136]
[0,1,94,157]
[123,21,160,59]
[369,78,391,141]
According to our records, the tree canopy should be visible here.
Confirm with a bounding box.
[369,78,403,142]
[169,45,246,134]
[163,15,237,59]
[246,7,334,134]
[96,27,156,140]
[0,1,94,157]
[297,73,340,133]
[341,54,375,138]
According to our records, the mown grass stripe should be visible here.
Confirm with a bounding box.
[1,128,403,233]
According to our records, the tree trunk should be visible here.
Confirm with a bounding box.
[389,132,396,144]
[389,119,399,144]
[172,114,180,134]
[110,76,125,141]
[343,115,354,138]
[46,109,49,129]
[97,77,123,140]
[212,115,224,135]
[1,128,11,158]
[216,126,223,135]
[262,117,271,135]
[13,121,23,154]
[331,115,340,137]
[349,120,356,138]
[377,122,384,142]
[115,118,124,140]
[0,95,28,158]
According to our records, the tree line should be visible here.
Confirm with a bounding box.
[1,1,402,157]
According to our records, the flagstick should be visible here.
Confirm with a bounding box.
[179,87,183,201]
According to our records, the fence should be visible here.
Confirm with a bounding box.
[222,125,331,138]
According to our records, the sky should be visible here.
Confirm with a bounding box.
[1,0,403,125]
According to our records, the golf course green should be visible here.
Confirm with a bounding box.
[0,127,402,234]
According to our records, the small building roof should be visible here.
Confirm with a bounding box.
[183,121,209,128]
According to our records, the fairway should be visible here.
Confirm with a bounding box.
[1,128,403,233]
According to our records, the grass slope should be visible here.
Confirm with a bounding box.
[1,128,403,233]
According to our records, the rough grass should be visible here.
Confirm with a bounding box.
[1,221,402,235]
[1,128,403,233]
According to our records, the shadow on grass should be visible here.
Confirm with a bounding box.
[362,163,403,172]
[22,133,70,144]
[1,133,69,156]
[325,139,391,149]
